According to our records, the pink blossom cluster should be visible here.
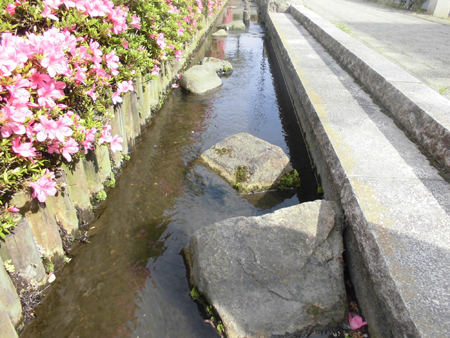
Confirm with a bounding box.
[41,0,130,35]
[0,19,129,202]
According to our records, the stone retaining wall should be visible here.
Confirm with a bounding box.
[0,4,227,336]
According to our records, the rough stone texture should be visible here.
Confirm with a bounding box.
[290,3,450,171]
[11,192,64,263]
[212,28,229,37]
[258,0,303,19]
[83,145,112,194]
[46,170,79,236]
[62,161,94,225]
[198,133,293,192]
[0,257,22,324]
[184,201,345,338]
[122,90,141,148]
[221,20,246,30]
[267,11,450,337]
[0,218,47,285]
[201,57,233,74]
[180,65,222,94]
[0,303,18,338]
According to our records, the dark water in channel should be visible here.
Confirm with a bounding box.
[22,6,321,338]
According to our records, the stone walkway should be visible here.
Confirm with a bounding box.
[303,0,450,100]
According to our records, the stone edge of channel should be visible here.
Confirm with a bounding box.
[289,4,450,172]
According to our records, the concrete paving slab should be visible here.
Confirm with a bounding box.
[289,4,450,173]
[302,0,450,98]
[267,11,450,337]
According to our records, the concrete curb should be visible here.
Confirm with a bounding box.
[266,11,450,338]
[289,5,450,172]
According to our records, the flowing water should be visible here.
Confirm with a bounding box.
[21,4,322,337]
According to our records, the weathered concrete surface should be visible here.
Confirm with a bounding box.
[301,0,450,100]
[198,133,293,192]
[180,65,222,94]
[201,57,233,74]
[0,218,47,285]
[290,2,450,172]
[0,257,22,324]
[62,160,93,225]
[46,170,79,236]
[11,192,64,262]
[0,303,18,338]
[184,201,345,338]
[267,11,450,338]
[83,145,112,194]
[427,0,450,18]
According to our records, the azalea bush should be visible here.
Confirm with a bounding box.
[0,0,223,236]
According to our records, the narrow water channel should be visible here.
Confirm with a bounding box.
[22,3,320,337]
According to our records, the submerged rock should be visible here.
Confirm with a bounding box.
[180,58,233,94]
[201,57,233,75]
[184,200,346,338]
[198,132,295,192]
[212,29,229,37]
[220,20,246,30]
[180,65,222,94]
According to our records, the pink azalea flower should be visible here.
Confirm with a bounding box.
[42,6,59,22]
[37,80,65,108]
[5,4,16,15]
[151,65,160,76]
[98,122,112,144]
[33,115,57,142]
[172,83,179,88]
[105,50,119,70]
[7,206,19,212]
[349,313,368,331]
[85,84,98,102]
[81,127,96,153]
[175,50,183,61]
[61,137,79,162]
[54,114,73,142]
[111,91,122,105]
[12,137,37,160]
[109,134,123,153]
[177,27,184,36]
[121,40,129,49]
[156,33,166,49]
[117,80,133,93]
[131,14,141,29]
[1,122,25,138]
[29,69,51,88]
[73,67,87,84]
[29,170,57,203]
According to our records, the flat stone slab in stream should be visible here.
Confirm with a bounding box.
[198,132,294,192]
[219,20,246,30]
[212,29,229,37]
[180,57,232,94]
[184,200,346,338]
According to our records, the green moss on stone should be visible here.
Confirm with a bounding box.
[279,169,301,190]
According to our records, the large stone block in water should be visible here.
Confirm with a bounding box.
[201,57,233,74]
[184,201,345,338]
[180,65,222,94]
[198,132,293,192]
